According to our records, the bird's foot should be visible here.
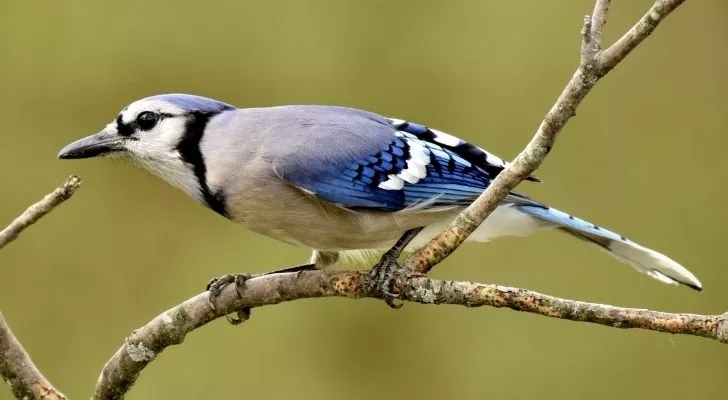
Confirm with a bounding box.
[366,252,411,309]
[365,228,424,309]
[206,273,253,325]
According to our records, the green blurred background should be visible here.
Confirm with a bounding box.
[1,1,726,399]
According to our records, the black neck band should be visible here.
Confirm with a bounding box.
[176,112,229,218]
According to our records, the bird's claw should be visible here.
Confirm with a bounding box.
[366,254,407,309]
[206,273,253,325]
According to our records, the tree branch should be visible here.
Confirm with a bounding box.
[599,0,686,72]
[0,175,82,251]
[0,176,81,399]
[589,0,611,52]
[92,269,728,400]
[403,0,687,273]
[0,314,67,400]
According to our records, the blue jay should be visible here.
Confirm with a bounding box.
[57,94,702,292]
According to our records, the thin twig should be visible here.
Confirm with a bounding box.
[404,0,688,273]
[0,313,67,400]
[589,0,611,52]
[0,175,82,250]
[92,269,728,400]
[599,0,686,72]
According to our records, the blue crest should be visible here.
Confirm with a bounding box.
[146,93,236,113]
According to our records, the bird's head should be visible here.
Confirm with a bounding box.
[58,94,236,210]
[58,93,234,162]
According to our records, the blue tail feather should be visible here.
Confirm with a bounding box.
[516,205,626,244]
[515,204,702,291]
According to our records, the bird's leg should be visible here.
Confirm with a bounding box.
[206,263,318,325]
[263,263,319,274]
[367,227,423,309]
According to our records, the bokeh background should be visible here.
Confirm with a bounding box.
[1,1,727,399]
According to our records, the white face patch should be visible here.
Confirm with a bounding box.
[123,117,188,160]
[111,99,204,201]
[121,116,202,201]
[112,97,194,163]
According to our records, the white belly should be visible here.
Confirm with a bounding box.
[409,204,549,249]
[228,178,545,251]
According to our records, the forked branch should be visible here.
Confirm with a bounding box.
[404,0,686,273]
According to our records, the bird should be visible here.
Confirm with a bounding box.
[57,93,702,293]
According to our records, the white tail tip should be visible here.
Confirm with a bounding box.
[608,240,702,291]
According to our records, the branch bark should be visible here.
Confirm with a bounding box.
[404,0,686,273]
[0,314,67,400]
[0,175,82,251]
[0,176,81,399]
[92,270,728,400]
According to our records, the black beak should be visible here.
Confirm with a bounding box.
[57,130,126,159]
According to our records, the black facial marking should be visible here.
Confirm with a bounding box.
[117,111,178,137]
[116,115,134,137]
[176,111,229,217]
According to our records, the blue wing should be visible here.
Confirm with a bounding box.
[275,110,532,211]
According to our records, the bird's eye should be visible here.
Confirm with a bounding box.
[136,111,159,131]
